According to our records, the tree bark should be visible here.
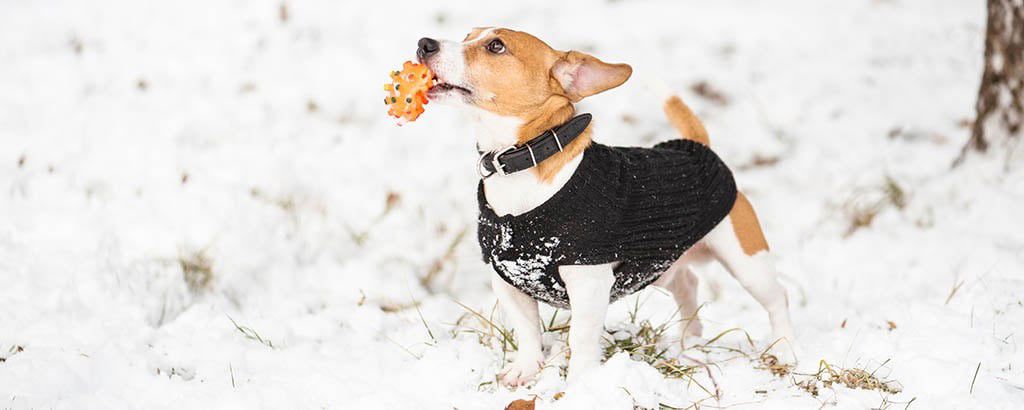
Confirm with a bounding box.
[956,0,1024,168]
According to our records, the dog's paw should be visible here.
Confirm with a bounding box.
[766,339,799,365]
[499,358,543,388]
[679,319,703,348]
[565,357,602,384]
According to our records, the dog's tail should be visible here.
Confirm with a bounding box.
[640,77,711,145]
[644,78,711,145]
[663,94,710,146]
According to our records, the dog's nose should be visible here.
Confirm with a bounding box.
[417,37,440,60]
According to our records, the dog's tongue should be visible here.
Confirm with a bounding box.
[384,61,434,123]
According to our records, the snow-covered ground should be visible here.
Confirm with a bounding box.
[2,0,1021,408]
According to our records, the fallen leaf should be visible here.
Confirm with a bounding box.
[690,80,729,106]
[505,397,536,410]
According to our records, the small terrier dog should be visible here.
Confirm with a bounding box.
[417,27,797,387]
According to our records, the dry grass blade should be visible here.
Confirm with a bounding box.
[385,335,423,359]
[451,299,518,351]
[700,327,755,350]
[970,362,981,394]
[945,279,965,305]
[421,226,468,291]
[403,290,436,343]
[226,315,274,349]
[342,191,403,247]
[379,300,421,313]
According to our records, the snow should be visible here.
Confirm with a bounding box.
[1,0,1021,409]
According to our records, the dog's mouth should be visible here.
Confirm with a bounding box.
[427,79,473,100]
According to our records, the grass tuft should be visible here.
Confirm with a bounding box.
[602,319,697,380]
[840,175,909,237]
[758,353,792,378]
[791,359,903,397]
[178,249,213,294]
[882,176,907,210]
[450,300,518,354]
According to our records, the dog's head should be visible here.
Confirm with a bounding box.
[417,27,632,118]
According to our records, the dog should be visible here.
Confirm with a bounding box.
[416,27,797,387]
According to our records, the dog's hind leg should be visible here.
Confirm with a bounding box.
[702,193,797,362]
[654,245,713,347]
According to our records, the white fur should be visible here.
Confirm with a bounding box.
[429,39,466,89]
[491,272,544,387]
[560,263,616,383]
[482,153,582,217]
[701,216,798,361]
[465,105,520,152]
[463,27,496,44]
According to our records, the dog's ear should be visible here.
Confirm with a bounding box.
[551,51,632,102]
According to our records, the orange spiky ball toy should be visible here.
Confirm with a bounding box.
[384,61,435,123]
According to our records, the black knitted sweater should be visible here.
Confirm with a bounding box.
[478,139,737,309]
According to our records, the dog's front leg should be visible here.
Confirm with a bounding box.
[560,263,615,383]
[491,272,544,387]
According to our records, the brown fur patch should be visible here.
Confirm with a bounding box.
[535,127,592,183]
[456,28,627,183]
[730,192,769,255]
[464,29,564,117]
[663,96,710,145]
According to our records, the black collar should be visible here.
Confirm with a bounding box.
[477,113,592,178]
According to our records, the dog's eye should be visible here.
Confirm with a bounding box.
[486,39,506,54]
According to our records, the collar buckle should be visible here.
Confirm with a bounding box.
[477,145,515,179]
[476,153,493,178]
[490,145,515,177]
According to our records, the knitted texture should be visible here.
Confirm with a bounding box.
[478,139,737,309]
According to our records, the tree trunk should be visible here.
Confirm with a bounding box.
[956,0,1024,168]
